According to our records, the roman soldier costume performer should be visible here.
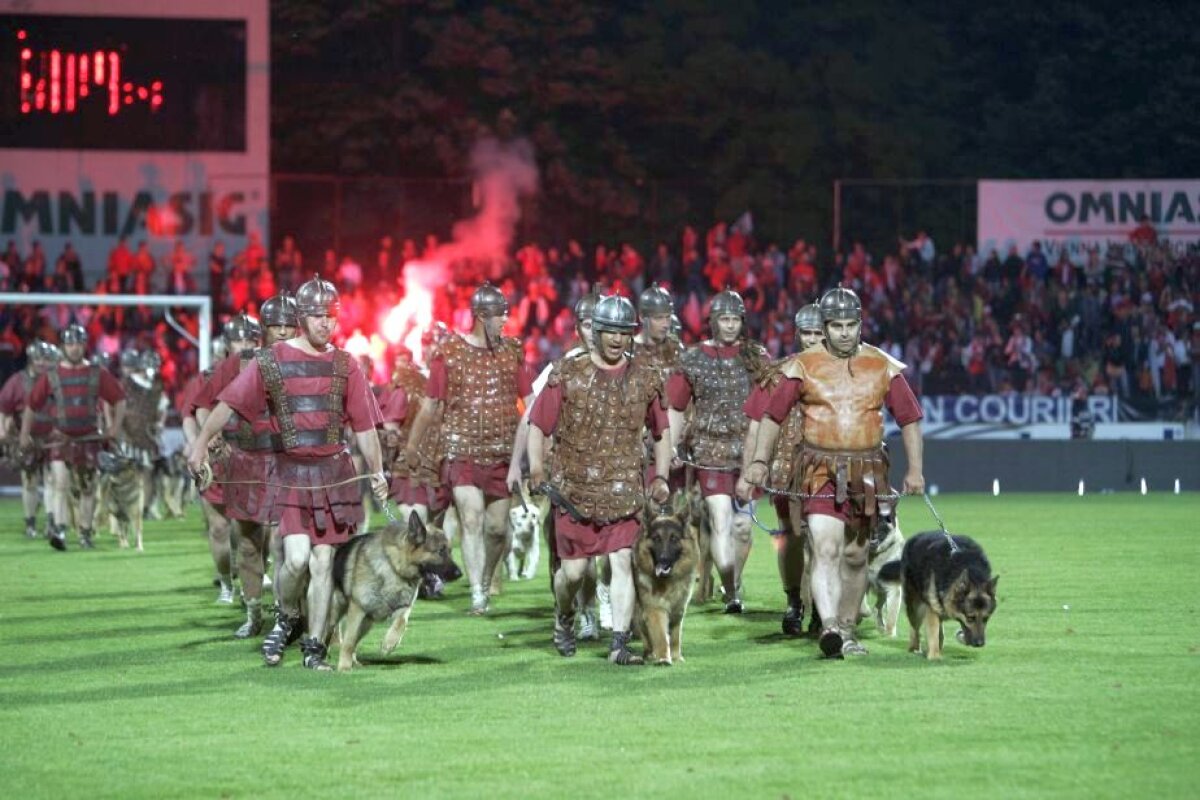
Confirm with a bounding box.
[383,346,447,518]
[633,285,684,385]
[405,282,535,615]
[188,315,262,604]
[0,340,56,539]
[745,287,925,658]
[666,290,768,613]
[22,323,126,551]
[120,348,167,507]
[528,295,672,665]
[190,275,387,671]
[739,303,824,636]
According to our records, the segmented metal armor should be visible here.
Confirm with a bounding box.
[548,352,662,523]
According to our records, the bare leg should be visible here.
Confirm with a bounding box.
[202,500,233,598]
[306,543,335,641]
[838,534,870,640]
[807,514,846,629]
[452,486,488,612]
[278,533,312,619]
[706,495,741,610]
[482,495,513,596]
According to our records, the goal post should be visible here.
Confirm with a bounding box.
[0,293,214,372]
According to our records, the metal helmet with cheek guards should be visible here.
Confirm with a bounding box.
[709,289,745,320]
[818,286,862,323]
[794,303,823,332]
[223,313,262,343]
[62,323,88,345]
[471,282,508,319]
[573,292,600,326]
[591,295,638,334]
[260,293,298,327]
[638,285,673,317]
[294,273,341,318]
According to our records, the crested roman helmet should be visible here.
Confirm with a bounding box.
[637,285,673,317]
[818,286,862,323]
[794,303,823,332]
[260,293,298,327]
[591,294,638,334]
[61,323,88,345]
[709,289,746,319]
[294,273,341,318]
[573,292,600,325]
[223,313,262,343]
[470,282,508,318]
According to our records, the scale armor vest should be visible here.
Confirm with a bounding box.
[254,346,352,452]
[121,376,164,452]
[548,353,662,523]
[47,365,102,437]
[679,343,765,468]
[782,344,904,452]
[633,336,683,385]
[439,335,522,463]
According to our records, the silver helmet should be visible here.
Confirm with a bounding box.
[139,349,162,372]
[819,287,862,323]
[591,295,638,334]
[471,282,508,318]
[62,323,88,345]
[295,273,341,318]
[260,293,298,327]
[637,286,673,317]
[573,292,600,325]
[709,289,746,319]
[119,349,142,370]
[794,303,823,332]
[223,313,262,343]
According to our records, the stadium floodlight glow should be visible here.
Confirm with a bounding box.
[1078,479,1085,497]
[0,292,213,371]
[992,479,1000,497]
[1176,479,1181,495]
[1140,478,1148,496]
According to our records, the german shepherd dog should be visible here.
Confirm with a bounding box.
[634,496,700,665]
[684,482,715,603]
[329,511,458,672]
[878,531,999,660]
[97,446,146,551]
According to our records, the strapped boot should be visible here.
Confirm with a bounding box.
[577,604,599,641]
[48,524,67,551]
[24,516,37,539]
[553,610,577,657]
[300,635,333,671]
[608,631,643,666]
[262,612,301,667]
[234,599,263,640]
[781,589,804,637]
[216,578,235,605]
[78,528,95,550]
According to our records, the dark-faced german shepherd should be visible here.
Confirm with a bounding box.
[330,511,458,672]
[97,447,146,551]
[877,531,999,660]
[634,496,700,665]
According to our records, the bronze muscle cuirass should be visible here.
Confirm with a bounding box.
[785,344,903,452]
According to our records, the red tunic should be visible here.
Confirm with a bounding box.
[0,370,54,437]
[530,368,668,559]
[202,353,275,523]
[220,342,383,544]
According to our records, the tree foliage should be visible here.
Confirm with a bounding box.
[271,0,1200,249]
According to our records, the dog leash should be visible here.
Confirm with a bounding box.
[922,491,959,553]
[195,463,404,523]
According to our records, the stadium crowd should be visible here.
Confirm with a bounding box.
[1,221,1197,418]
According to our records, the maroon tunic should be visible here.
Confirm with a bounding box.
[530,368,669,559]
[0,370,54,437]
[220,342,382,544]
[28,363,124,466]
[200,353,274,523]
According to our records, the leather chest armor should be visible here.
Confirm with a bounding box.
[48,365,101,436]
[549,353,661,523]
[783,344,904,452]
[440,335,522,463]
[256,347,352,452]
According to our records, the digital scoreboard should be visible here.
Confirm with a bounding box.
[0,15,245,151]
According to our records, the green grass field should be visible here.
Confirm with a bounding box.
[2,493,1198,799]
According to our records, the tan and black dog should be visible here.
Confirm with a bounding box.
[97,446,146,551]
[878,531,999,660]
[330,511,458,672]
[634,499,700,666]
